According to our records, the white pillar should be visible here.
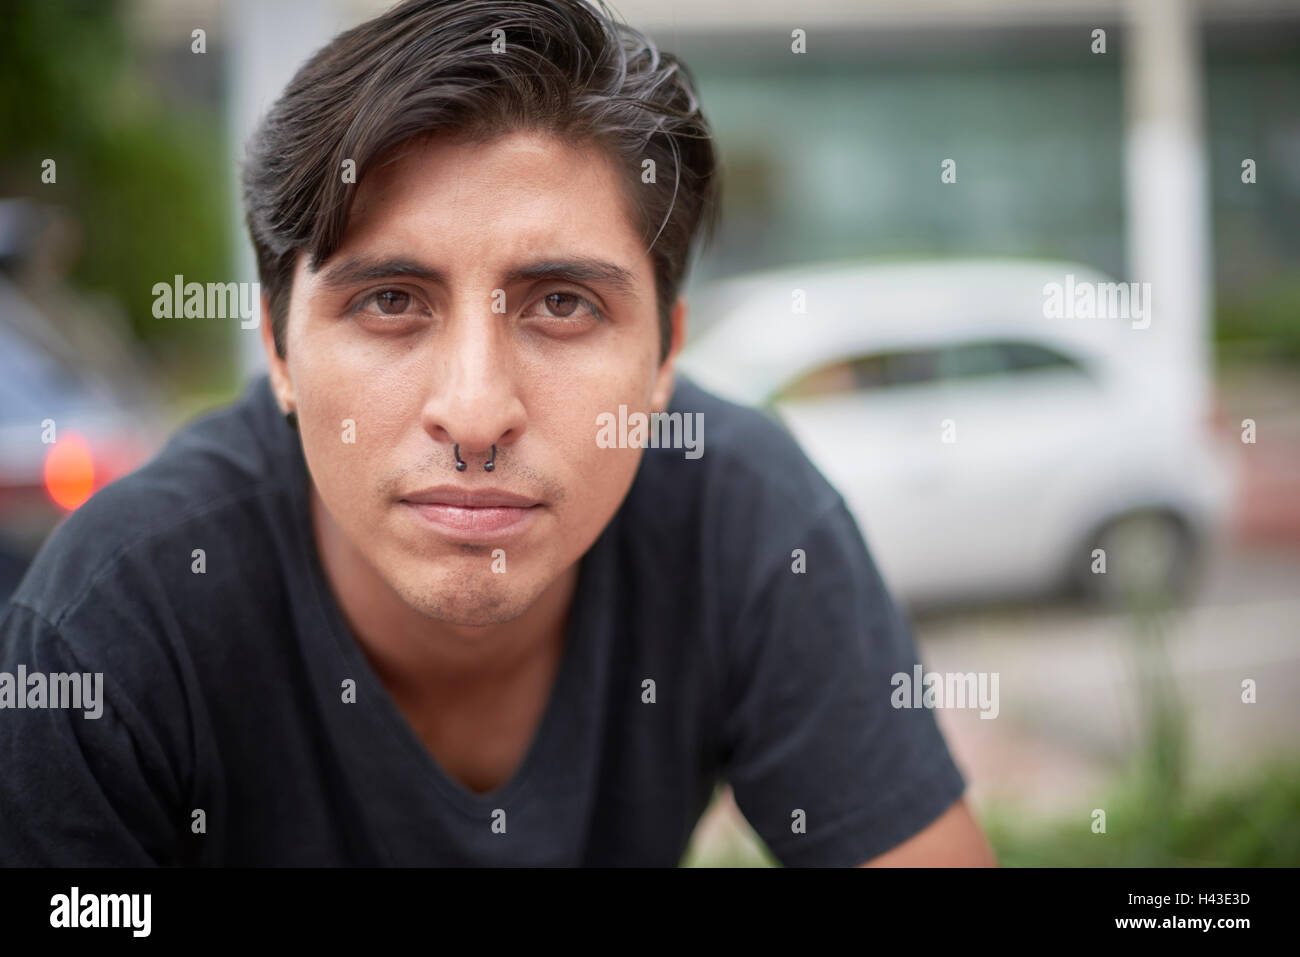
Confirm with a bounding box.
[1122,0,1214,422]
[225,0,345,379]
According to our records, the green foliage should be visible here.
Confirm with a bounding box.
[682,762,1300,868]
[0,0,232,389]
[1216,279,1300,364]
[982,760,1300,867]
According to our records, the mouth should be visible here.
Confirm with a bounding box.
[399,485,543,542]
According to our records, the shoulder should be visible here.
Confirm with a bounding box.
[628,374,852,578]
[7,374,290,632]
[0,377,291,816]
[617,375,873,677]
[666,375,842,508]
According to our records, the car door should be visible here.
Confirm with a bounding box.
[769,339,1103,604]
[922,339,1106,598]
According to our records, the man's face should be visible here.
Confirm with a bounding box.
[265,130,679,626]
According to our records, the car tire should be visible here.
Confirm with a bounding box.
[1074,510,1199,608]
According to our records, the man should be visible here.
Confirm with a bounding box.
[0,0,994,867]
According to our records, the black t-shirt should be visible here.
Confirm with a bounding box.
[0,373,965,866]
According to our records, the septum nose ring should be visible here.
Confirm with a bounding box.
[453,444,496,472]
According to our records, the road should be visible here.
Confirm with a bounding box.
[914,539,1300,812]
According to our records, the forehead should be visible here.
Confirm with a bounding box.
[331,130,648,270]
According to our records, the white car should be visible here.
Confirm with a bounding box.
[678,259,1237,608]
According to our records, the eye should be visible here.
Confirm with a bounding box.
[373,289,411,314]
[360,289,411,314]
[351,287,429,322]
[529,291,603,323]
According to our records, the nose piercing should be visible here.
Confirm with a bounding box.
[453,444,496,471]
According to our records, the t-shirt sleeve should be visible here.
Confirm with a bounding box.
[0,601,179,866]
[719,497,968,867]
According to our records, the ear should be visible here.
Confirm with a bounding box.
[259,292,295,415]
[650,296,688,414]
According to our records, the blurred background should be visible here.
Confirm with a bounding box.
[1,0,1296,865]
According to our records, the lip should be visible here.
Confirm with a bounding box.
[399,485,543,542]
[401,485,541,508]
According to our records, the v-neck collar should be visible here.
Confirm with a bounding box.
[267,376,608,818]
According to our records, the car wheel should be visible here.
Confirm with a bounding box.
[1076,511,1198,607]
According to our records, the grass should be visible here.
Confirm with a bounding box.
[981,759,1300,867]
[681,760,1300,867]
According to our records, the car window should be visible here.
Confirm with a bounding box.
[775,339,1088,402]
[883,350,940,387]
[937,341,1007,379]
[1000,340,1087,374]
[937,340,1089,381]
[776,348,942,401]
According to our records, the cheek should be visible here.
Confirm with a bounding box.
[289,354,412,524]
[295,404,367,528]
[532,356,655,527]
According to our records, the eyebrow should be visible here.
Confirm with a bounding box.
[316,255,641,302]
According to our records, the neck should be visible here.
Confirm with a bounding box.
[308,481,578,698]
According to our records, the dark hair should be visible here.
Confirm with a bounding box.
[242,0,720,362]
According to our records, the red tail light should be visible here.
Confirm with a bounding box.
[43,433,96,511]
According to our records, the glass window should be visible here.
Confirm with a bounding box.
[1001,341,1085,373]
[775,339,1086,402]
[776,347,942,400]
[937,340,1088,382]
[937,341,1007,379]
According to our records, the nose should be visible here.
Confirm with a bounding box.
[420,305,525,470]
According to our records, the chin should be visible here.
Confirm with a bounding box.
[396,571,537,627]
